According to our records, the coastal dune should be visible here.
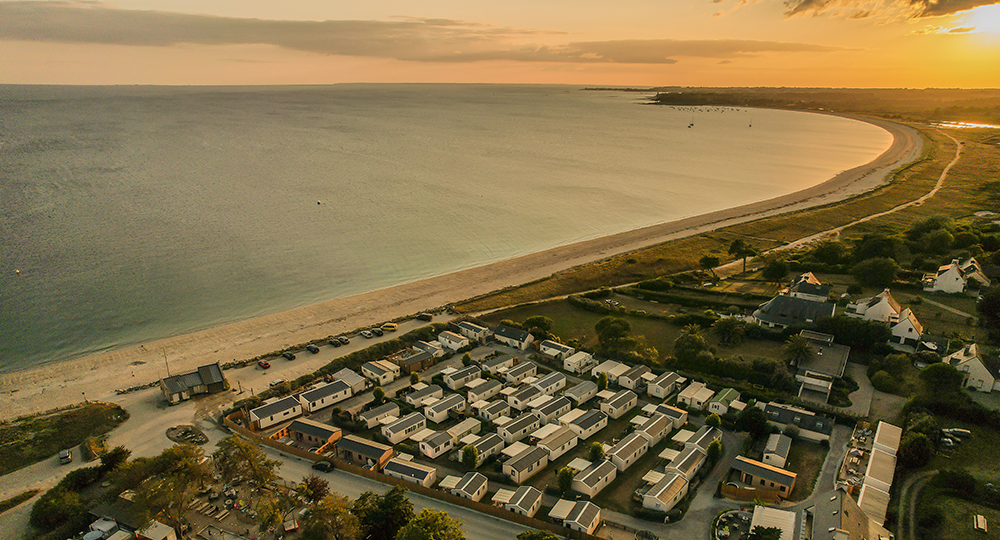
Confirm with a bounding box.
[0,114,921,420]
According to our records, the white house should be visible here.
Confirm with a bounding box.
[563,351,596,374]
[636,414,672,446]
[923,257,992,293]
[382,412,426,444]
[572,459,617,497]
[406,384,443,406]
[477,400,510,422]
[443,365,481,390]
[551,501,601,535]
[508,384,543,411]
[357,402,399,429]
[600,389,638,419]
[466,379,503,402]
[360,360,400,385]
[456,433,505,466]
[531,371,567,395]
[503,486,543,518]
[646,371,685,399]
[653,404,689,430]
[384,458,437,488]
[504,362,537,385]
[424,393,466,423]
[947,344,1000,392]
[606,432,649,471]
[250,396,302,431]
[846,289,902,323]
[446,418,482,442]
[332,368,368,394]
[564,381,598,405]
[762,433,792,468]
[531,396,572,425]
[642,472,689,513]
[707,388,741,415]
[565,409,608,440]
[298,381,352,413]
[677,381,715,410]
[413,340,446,358]
[456,321,491,342]
[498,413,541,444]
[493,324,534,350]
[786,272,831,303]
[452,472,489,502]
[666,445,707,481]
[537,425,579,461]
[481,354,515,374]
[503,446,549,484]
[419,431,454,459]
[438,331,470,352]
[539,340,575,360]
[617,365,651,391]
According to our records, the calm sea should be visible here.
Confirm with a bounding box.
[0,84,892,373]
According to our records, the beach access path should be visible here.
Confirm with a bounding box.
[0,115,922,422]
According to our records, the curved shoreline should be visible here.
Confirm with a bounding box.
[0,113,922,420]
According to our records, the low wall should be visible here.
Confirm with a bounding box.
[223,416,601,540]
[720,484,784,504]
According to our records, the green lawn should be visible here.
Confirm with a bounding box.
[927,421,1000,480]
[932,496,999,540]
[785,441,828,502]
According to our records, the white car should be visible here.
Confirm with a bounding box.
[269,379,286,388]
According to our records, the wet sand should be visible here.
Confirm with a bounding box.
[0,114,922,420]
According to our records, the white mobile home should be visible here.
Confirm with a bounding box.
[564,381,598,405]
[406,384,444,406]
[600,389,638,419]
[606,432,649,471]
[419,431,454,459]
[443,365,481,391]
[298,381,352,413]
[503,446,549,484]
[566,409,608,440]
[425,393,466,423]
[537,426,579,461]
[384,458,437,488]
[571,459,617,498]
[456,321,491,342]
[438,331,469,352]
[356,402,400,429]
[498,413,541,444]
[382,412,426,444]
[563,351,596,374]
[539,340,576,360]
[250,396,302,431]
[493,324,534,350]
[466,379,503,402]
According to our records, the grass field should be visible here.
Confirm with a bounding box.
[931,496,999,540]
[785,441,828,502]
[0,402,129,475]
[927,420,1000,481]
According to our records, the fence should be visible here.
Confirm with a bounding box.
[223,416,602,540]
[720,484,784,504]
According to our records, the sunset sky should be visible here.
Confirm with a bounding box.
[1,0,998,87]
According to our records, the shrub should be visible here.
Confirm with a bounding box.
[870,371,899,393]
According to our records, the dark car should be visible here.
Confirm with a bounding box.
[258,360,271,369]
[306,344,320,354]
[282,352,296,360]
[372,327,384,337]
[58,449,73,464]
[417,312,433,321]
[330,339,342,347]
[338,336,350,345]
[311,461,333,472]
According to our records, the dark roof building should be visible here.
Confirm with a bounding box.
[763,402,834,441]
[160,362,227,404]
[752,295,835,330]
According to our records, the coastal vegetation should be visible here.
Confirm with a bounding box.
[0,402,129,476]
[0,489,40,515]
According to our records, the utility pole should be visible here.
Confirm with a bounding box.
[162,348,171,377]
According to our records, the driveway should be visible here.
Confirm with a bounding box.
[837,362,874,417]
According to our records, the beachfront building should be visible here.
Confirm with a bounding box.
[159,362,227,404]
[383,458,437,488]
[493,324,534,350]
[456,321,491,342]
[452,472,489,502]
[600,389,638,419]
[572,459,617,497]
[563,351,596,374]
[564,381,598,405]
[481,354,515,375]
[332,368,368,394]
[360,360,400,385]
[763,402,834,442]
[425,393,466,423]
[356,402,399,429]
[642,472,689,513]
[249,396,303,431]
[762,433,793,468]
[503,446,549,484]
[438,331,469,352]
[531,371,567,395]
[617,365,651,391]
[466,379,503,402]
[538,339,576,361]
[443,365,481,390]
[646,371,685,399]
[336,435,394,471]
[537,426,579,461]
[298,381,352,413]
[607,432,649,472]
[382,412,426,444]
[406,384,443,406]
[565,409,608,440]
[419,431,455,459]
[677,381,715,410]
[504,362,537,385]
[498,413,541,444]
[269,419,342,454]
[946,343,1000,392]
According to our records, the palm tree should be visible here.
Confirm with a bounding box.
[729,239,758,275]
[782,335,813,368]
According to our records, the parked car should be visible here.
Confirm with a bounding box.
[330,339,342,347]
[361,330,374,339]
[381,322,398,332]
[58,449,73,464]
[417,313,433,321]
[258,360,271,369]
[282,352,296,360]
[338,336,350,345]
[372,327,384,337]
[306,344,320,354]
[269,379,286,388]
[312,461,334,472]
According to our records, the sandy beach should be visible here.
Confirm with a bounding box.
[0,114,922,421]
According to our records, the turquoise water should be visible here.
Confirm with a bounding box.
[0,84,892,372]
